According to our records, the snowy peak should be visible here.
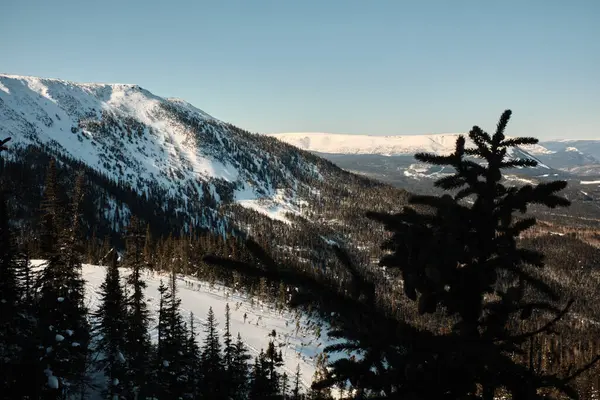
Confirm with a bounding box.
[270,132,550,168]
[269,132,465,156]
[0,74,326,226]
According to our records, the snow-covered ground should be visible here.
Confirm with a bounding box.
[78,263,328,389]
[234,184,308,224]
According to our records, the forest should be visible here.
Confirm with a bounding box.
[2,110,600,399]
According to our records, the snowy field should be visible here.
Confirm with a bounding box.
[76,263,329,390]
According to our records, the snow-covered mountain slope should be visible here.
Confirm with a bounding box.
[0,74,324,227]
[75,262,328,391]
[270,132,552,162]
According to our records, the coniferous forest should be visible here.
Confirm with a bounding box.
[2,111,600,399]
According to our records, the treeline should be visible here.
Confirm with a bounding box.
[0,142,328,399]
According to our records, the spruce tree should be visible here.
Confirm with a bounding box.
[183,312,201,399]
[230,332,252,400]
[155,270,187,399]
[249,352,269,400]
[292,364,302,400]
[0,137,20,393]
[200,306,225,398]
[365,109,599,398]
[223,302,236,398]
[37,168,90,398]
[92,249,127,399]
[122,215,152,398]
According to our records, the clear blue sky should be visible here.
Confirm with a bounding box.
[2,0,599,139]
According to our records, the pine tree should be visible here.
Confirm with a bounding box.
[223,302,236,398]
[249,352,269,400]
[230,332,252,400]
[365,110,599,398]
[154,270,187,399]
[292,364,302,400]
[36,169,90,398]
[0,137,20,394]
[122,215,152,399]
[200,306,225,398]
[281,372,290,399]
[264,340,284,396]
[183,312,201,399]
[92,249,127,399]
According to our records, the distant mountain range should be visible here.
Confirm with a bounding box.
[269,132,600,179]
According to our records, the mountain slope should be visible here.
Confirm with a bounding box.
[0,74,410,280]
[0,74,320,224]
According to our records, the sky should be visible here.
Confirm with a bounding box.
[1,0,599,139]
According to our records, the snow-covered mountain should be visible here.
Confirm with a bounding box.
[534,140,600,175]
[269,132,552,161]
[268,132,559,192]
[0,74,332,229]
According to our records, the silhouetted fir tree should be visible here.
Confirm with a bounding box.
[122,215,152,399]
[37,169,90,398]
[92,249,127,399]
[204,110,600,399]
[365,110,600,398]
[200,306,225,398]
[230,332,252,400]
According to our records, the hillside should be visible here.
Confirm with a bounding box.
[0,74,411,282]
[76,261,328,395]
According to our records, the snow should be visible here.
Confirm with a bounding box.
[74,262,331,390]
[504,175,536,185]
[48,375,59,389]
[234,183,306,224]
[45,368,59,389]
[162,360,169,367]
[269,132,466,156]
[580,180,600,185]
[0,74,320,226]
[271,132,553,162]
[55,334,65,342]
[57,297,64,302]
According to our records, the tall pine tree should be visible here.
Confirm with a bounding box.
[92,249,127,399]
[122,215,153,399]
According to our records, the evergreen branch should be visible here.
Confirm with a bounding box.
[0,137,11,152]
[500,159,538,169]
[414,152,456,166]
[493,110,512,144]
[501,137,539,147]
